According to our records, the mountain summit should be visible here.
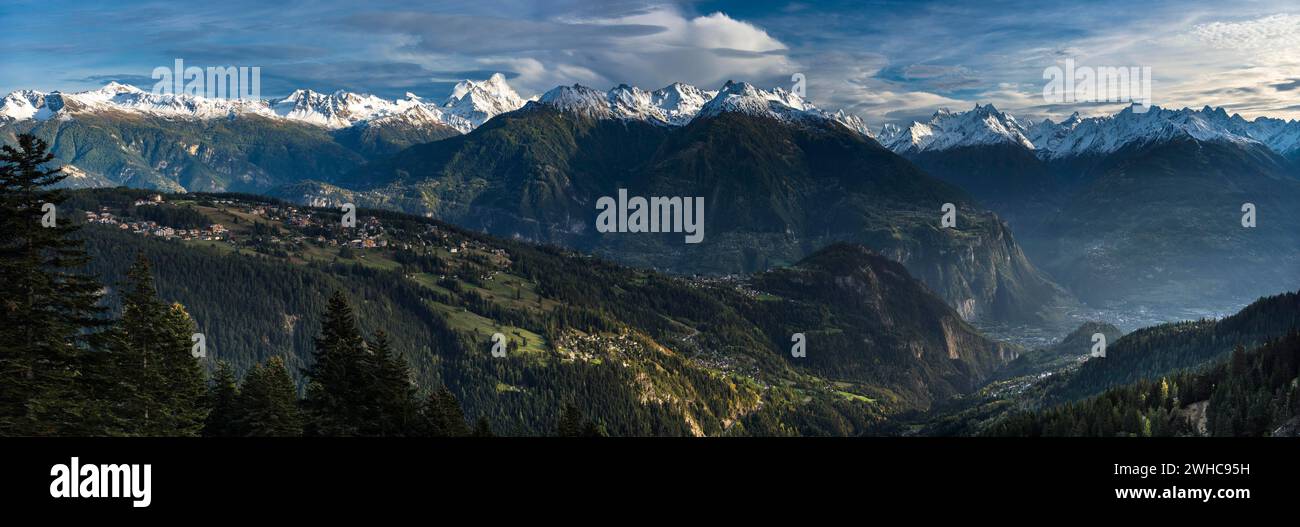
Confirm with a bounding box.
[1,75,873,137]
[0,75,529,134]
[879,103,1300,160]
[532,80,870,135]
[878,104,1033,154]
[441,73,527,131]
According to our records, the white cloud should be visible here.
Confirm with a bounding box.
[970,11,1300,121]
[1190,14,1300,50]
[367,6,796,97]
[345,4,1300,124]
[554,7,795,91]
[788,51,967,126]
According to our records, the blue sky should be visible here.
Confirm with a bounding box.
[3,0,1299,125]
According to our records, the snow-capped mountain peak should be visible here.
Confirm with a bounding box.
[447,73,519,105]
[876,122,904,143]
[881,103,1034,153]
[698,80,811,118]
[0,90,52,121]
[536,81,718,126]
[536,84,613,117]
[1027,104,1284,159]
[270,89,414,128]
[828,109,872,137]
[607,84,666,121]
[694,80,871,135]
[85,81,146,98]
[440,73,527,132]
[878,103,1300,159]
[0,74,528,133]
[877,121,935,151]
[1,75,875,138]
[1025,112,1082,153]
[650,82,716,125]
[530,79,870,136]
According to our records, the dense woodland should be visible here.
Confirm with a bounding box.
[988,332,1300,437]
[867,294,1300,437]
[56,186,1012,435]
[7,130,1300,437]
[2,134,897,436]
[0,134,610,437]
[1038,291,1300,403]
[70,208,778,436]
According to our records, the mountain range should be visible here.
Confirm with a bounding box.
[878,103,1300,317]
[317,80,1068,325]
[0,75,865,193]
[0,74,524,133]
[7,77,1298,174]
[0,75,868,140]
[5,74,1299,325]
[878,103,1300,161]
[8,72,1300,437]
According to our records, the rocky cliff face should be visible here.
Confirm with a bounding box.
[749,243,1019,404]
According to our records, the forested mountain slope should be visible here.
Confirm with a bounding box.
[66,188,1014,435]
[324,104,1070,325]
[989,332,1300,437]
[1040,291,1300,403]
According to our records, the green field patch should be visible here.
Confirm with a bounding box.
[425,300,548,355]
[835,390,876,403]
[476,272,556,312]
[495,382,526,394]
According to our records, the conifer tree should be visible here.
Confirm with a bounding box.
[422,386,471,437]
[203,361,241,437]
[237,357,303,437]
[581,419,609,437]
[472,415,494,437]
[303,291,370,436]
[556,402,606,437]
[0,134,108,435]
[159,302,208,435]
[365,330,419,435]
[556,402,585,437]
[107,254,208,436]
[105,254,167,433]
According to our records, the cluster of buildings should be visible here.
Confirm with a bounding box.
[246,204,394,250]
[329,237,388,249]
[142,224,228,241]
[84,208,228,241]
[132,194,165,207]
[89,195,519,263]
[688,274,764,299]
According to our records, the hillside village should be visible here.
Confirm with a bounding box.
[83,193,414,251]
[72,191,519,285]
